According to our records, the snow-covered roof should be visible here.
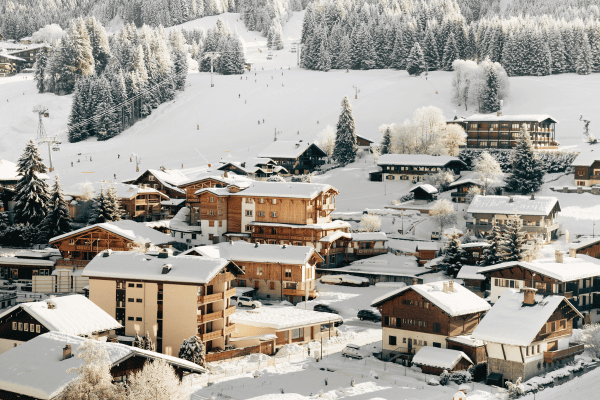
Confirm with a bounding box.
[371,281,491,317]
[83,251,240,284]
[182,241,322,265]
[179,172,255,188]
[193,187,232,196]
[571,153,600,167]
[457,265,486,281]
[63,181,169,200]
[0,54,25,61]
[124,168,189,194]
[463,114,559,123]
[377,154,466,167]
[248,220,351,230]
[412,346,473,370]
[416,242,439,251]
[0,294,121,336]
[231,307,342,330]
[410,184,438,194]
[0,159,18,181]
[0,332,205,400]
[257,141,326,159]
[49,220,173,245]
[478,254,600,282]
[461,242,489,249]
[467,195,560,216]
[569,237,600,251]
[336,253,422,277]
[165,207,202,233]
[227,181,336,199]
[446,335,484,347]
[472,289,580,346]
[217,157,278,174]
[356,134,374,144]
[319,231,352,243]
[320,274,370,285]
[0,256,55,266]
[350,232,388,242]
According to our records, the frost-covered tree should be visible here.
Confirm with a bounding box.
[380,126,392,155]
[501,214,527,262]
[473,151,503,194]
[40,175,71,242]
[333,96,357,165]
[14,139,49,226]
[34,48,48,93]
[481,63,500,113]
[444,124,467,156]
[443,232,466,278]
[178,335,206,367]
[316,125,336,159]
[127,359,186,400]
[360,213,382,232]
[431,199,456,232]
[480,224,503,266]
[505,125,545,194]
[266,175,285,182]
[441,32,460,71]
[90,185,122,223]
[406,42,426,76]
[579,324,600,359]
[424,170,455,192]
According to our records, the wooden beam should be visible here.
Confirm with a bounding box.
[520,347,525,363]
[501,344,507,360]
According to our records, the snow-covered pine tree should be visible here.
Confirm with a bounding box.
[56,17,95,94]
[85,16,112,74]
[94,77,120,141]
[381,126,392,155]
[441,32,460,71]
[480,224,503,266]
[40,175,71,242]
[529,29,552,76]
[389,29,408,70]
[443,231,466,278]
[335,35,352,70]
[481,63,500,113]
[90,185,122,223]
[505,125,545,194]
[422,23,440,70]
[178,335,206,367]
[548,26,568,75]
[406,42,426,76]
[333,96,358,165]
[501,214,527,262]
[314,40,332,71]
[13,139,49,226]
[34,48,48,93]
[576,32,593,75]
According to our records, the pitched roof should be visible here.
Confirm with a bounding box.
[0,294,121,336]
[478,254,600,282]
[377,154,466,168]
[410,184,438,194]
[456,265,486,281]
[371,281,491,316]
[49,220,173,246]
[257,141,326,159]
[129,169,189,194]
[463,114,559,123]
[162,207,202,233]
[412,347,473,370]
[179,172,254,188]
[0,332,205,400]
[63,182,169,200]
[231,307,342,330]
[182,241,322,265]
[467,195,560,216]
[571,153,600,167]
[82,251,241,284]
[227,181,336,199]
[471,289,581,346]
[350,232,388,242]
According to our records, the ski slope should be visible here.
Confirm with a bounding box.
[1,11,600,214]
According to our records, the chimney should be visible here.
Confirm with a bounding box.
[522,287,537,306]
[569,248,577,258]
[282,244,287,249]
[241,162,246,168]
[497,110,502,117]
[158,248,171,259]
[208,164,211,168]
[508,196,514,203]
[161,264,172,274]
[103,249,112,257]
[412,278,418,285]
[63,344,72,360]
[295,143,300,149]
[448,281,454,293]
[523,253,534,262]
[443,282,448,293]
[224,171,229,178]
[530,193,535,200]
[229,240,233,245]
[47,301,55,310]
[555,250,563,263]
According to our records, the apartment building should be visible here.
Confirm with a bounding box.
[371,281,490,364]
[83,250,242,356]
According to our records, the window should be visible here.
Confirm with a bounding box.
[136,299,142,303]
[69,239,75,245]
[424,341,427,346]
[18,322,23,331]
[246,210,253,216]
[219,221,222,227]
[272,199,277,205]
[384,316,390,326]
[209,221,215,227]
[136,317,142,321]
[239,279,246,287]
[433,342,441,348]
[181,232,184,239]
[23,323,28,332]
[245,198,253,203]
[540,324,547,334]
[403,338,407,343]
[578,170,585,176]
[389,336,397,346]
[128,283,134,287]
[559,319,566,330]
[36,325,40,333]
[258,211,264,217]
[254,281,259,289]
[128,298,134,302]
[271,212,277,218]
[192,234,197,240]
[128,317,134,321]
[549,321,556,332]
[285,268,292,278]
[210,197,214,202]
[291,328,303,339]
[246,225,252,231]
[259,198,264,204]
[395,318,401,328]
[209,210,215,216]
[270,282,275,290]
[433,323,441,333]
[512,123,520,130]
[256,267,263,276]
[209,234,214,240]
[386,175,395,180]
[136,284,142,288]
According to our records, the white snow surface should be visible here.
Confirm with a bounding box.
[82,251,233,284]
[320,274,370,285]
[467,194,559,216]
[182,241,319,265]
[456,265,486,281]
[336,253,422,277]
[411,346,472,370]
[471,289,573,346]
[163,207,202,233]
[319,231,352,242]
[371,281,491,317]
[257,141,323,159]
[0,158,18,181]
[231,306,342,330]
[49,220,173,245]
[570,152,600,167]
[124,168,189,194]
[0,294,121,336]
[63,181,169,200]
[463,113,558,123]
[227,181,334,199]
[350,232,388,241]
[410,184,438,194]
[377,154,463,167]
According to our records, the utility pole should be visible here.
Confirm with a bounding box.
[34,105,59,172]
[292,42,301,66]
[131,153,142,172]
[352,85,360,99]
[203,52,221,87]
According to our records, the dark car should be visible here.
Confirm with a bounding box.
[313,304,343,326]
[357,309,381,322]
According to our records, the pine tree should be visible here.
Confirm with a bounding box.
[13,139,49,226]
[441,32,460,71]
[480,224,503,266]
[333,96,358,165]
[505,125,546,194]
[85,16,112,74]
[178,335,206,367]
[381,126,392,155]
[90,185,122,223]
[576,32,593,75]
[389,29,408,70]
[501,214,527,262]
[422,24,440,70]
[335,35,352,70]
[406,42,426,76]
[443,232,466,278]
[34,48,48,93]
[40,175,72,241]
[94,77,119,141]
[314,41,332,71]
[481,64,500,113]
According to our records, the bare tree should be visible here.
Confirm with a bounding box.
[473,151,503,194]
[316,125,336,160]
[360,213,382,232]
[430,199,456,232]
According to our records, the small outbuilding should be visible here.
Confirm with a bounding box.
[409,184,438,204]
[411,346,473,375]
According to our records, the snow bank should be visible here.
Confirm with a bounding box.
[277,343,305,357]
[320,274,369,285]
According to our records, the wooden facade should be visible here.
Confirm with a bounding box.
[50,226,134,263]
[266,144,327,175]
[120,190,169,222]
[574,160,600,187]
[124,170,186,199]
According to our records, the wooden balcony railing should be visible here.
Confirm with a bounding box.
[356,248,387,255]
[543,343,584,363]
[198,292,223,304]
[225,288,236,298]
[199,329,223,342]
[282,288,318,297]
[224,305,236,317]
[224,324,236,336]
[197,310,223,323]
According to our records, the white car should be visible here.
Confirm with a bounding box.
[341,344,363,359]
[237,296,262,309]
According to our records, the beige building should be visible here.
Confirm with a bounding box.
[83,249,242,357]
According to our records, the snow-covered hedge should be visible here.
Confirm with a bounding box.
[458,149,577,173]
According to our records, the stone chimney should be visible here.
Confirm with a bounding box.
[555,250,563,263]
[522,287,537,306]
[47,301,55,310]
[161,264,172,274]
[569,248,577,258]
[63,344,72,360]
[443,282,448,293]
[412,278,418,285]
[530,193,535,200]
[448,281,454,293]
[224,171,229,178]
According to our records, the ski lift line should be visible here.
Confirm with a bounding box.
[193,147,209,165]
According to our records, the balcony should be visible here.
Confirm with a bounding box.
[199,329,223,342]
[327,247,346,254]
[198,292,224,304]
[466,222,492,231]
[356,248,387,256]
[543,343,584,363]
[451,192,468,198]
[197,310,223,323]
[224,305,236,317]
[283,288,318,297]
[224,324,236,336]
[225,288,236,298]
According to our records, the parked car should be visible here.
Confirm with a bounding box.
[342,344,363,359]
[237,296,262,309]
[2,285,16,291]
[21,284,32,292]
[357,309,381,322]
[313,304,343,327]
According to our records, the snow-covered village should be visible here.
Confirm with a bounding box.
[3,0,600,399]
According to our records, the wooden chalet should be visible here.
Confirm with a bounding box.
[372,281,490,364]
[473,288,584,385]
[569,237,600,259]
[5,44,49,68]
[217,157,288,180]
[411,346,473,375]
[415,242,439,266]
[83,250,242,356]
[572,153,600,187]
[257,141,326,175]
[448,113,559,150]
[356,134,374,150]
[0,249,57,281]
[410,184,438,204]
[123,168,188,199]
[376,154,466,183]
